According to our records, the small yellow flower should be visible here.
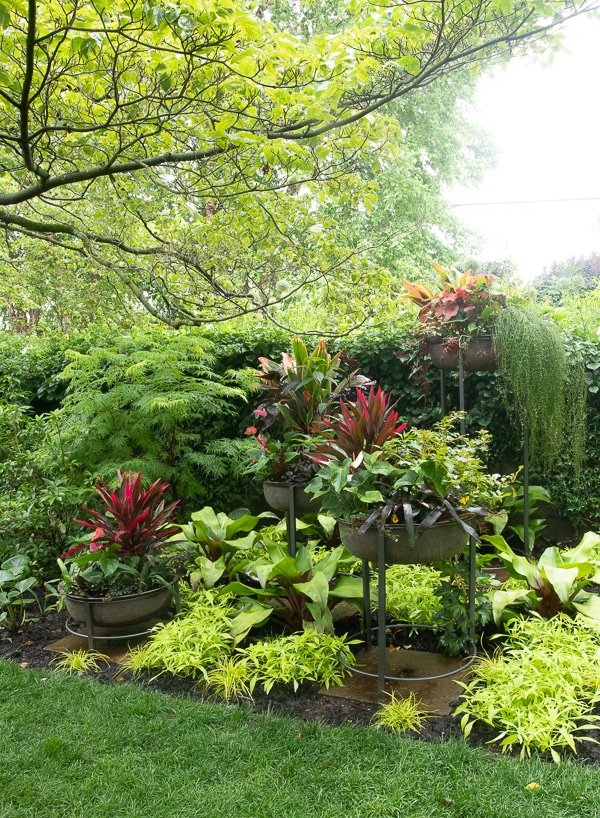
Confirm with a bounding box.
[459,495,470,505]
[391,514,399,523]
[524,782,541,791]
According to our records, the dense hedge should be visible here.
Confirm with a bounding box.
[2,318,600,572]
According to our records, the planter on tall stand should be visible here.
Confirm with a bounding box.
[338,520,478,701]
[263,481,321,557]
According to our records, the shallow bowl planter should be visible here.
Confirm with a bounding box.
[338,518,472,565]
[65,586,174,630]
[263,480,321,515]
[428,335,496,372]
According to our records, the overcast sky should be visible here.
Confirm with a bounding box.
[448,12,600,281]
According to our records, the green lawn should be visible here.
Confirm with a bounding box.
[1,658,598,818]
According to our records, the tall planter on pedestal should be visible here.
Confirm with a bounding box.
[244,337,370,551]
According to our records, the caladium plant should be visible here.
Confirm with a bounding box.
[401,264,507,340]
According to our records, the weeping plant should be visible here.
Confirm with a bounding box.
[493,306,587,477]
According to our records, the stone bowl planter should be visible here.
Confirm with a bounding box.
[338,518,473,565]
[263,481,321,515]
[428,335,497,371]
[65,586,174,630]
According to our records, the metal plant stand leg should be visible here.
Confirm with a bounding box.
[348,532,478,701]
[378,529,387,700]
[286,485,297,557]
[458,349,466,434]
[362,560,372,650]
[440,369,446,417]
[523,419,530,554]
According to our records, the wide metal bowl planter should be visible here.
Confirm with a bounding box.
[65,586,174,629]
[428,335,496,372]
[338,518,472,565]
[263,480,321,515]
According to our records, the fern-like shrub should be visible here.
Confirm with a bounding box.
[55,328,257,506]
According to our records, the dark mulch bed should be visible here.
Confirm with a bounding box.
[2,598,600,766]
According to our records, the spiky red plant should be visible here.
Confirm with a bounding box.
[74,470,179,557]
[313,386,407,463]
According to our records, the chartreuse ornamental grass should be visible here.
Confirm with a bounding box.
[2,660,600,818]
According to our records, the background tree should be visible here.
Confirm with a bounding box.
[533,254,600,305]
[0,0,597,329]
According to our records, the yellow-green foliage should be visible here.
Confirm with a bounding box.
[371,691,432,734]
[121,588,355,696]
[122,590,236,682]
[240,630,356,693]
[456,615,600,764]
[51,650,110,674]
[376,564,442,624]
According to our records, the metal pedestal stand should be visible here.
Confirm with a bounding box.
[440,350,530,551]
[286,485,298,558]
[65,588,181,651]
[344,529,478,701]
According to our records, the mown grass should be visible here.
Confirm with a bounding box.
[1,658,599,818]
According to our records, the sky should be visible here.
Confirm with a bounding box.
[448,12,600,282]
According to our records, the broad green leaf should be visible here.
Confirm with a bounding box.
[572,593,600,623]
[398,56,421,75]
[542,564,578,604]
[229,604,272,641]
[294,571,329,610]
[491,588,533,624]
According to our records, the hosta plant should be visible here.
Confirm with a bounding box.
[486,531,600,625]
[57,470,181,599]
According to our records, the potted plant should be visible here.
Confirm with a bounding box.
[401,265,587,478]
[401,264,507,370]
[57,470,181,635]
[245,336,369,513]
[307,411,512,564]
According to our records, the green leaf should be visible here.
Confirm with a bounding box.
[542,565,579,604]
[294,571,329,610]
[491,588,533,624]
[398,56,421,75]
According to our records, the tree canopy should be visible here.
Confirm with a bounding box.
[0,0,597,329]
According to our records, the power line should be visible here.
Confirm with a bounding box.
[451,196,600,207]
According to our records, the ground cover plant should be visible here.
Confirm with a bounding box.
[456,615,600,765]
